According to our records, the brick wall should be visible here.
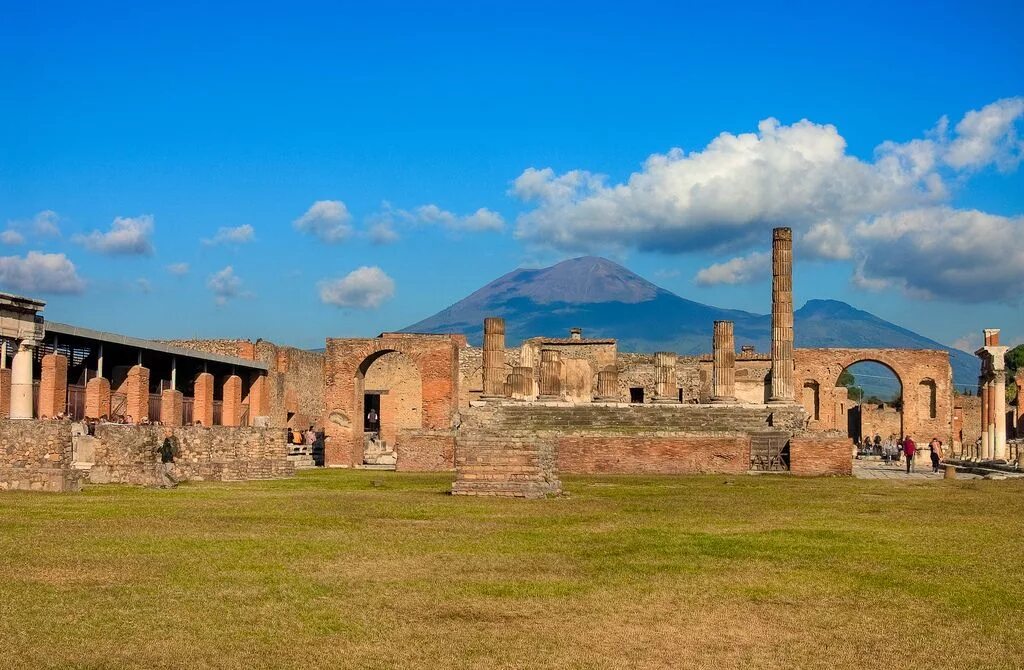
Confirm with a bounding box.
[789,434,853,476]
[451,432,561,498]
[88,424,293,485]
[0,419,81,492]
[38,353,68,418]
[395,429,455,471]
[558,435,750,474]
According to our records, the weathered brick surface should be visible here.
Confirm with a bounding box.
[324,334,461,467]
[558,435,750,474]
[121,365,150,422]
[85,377,111,419]
[221,374,242,427]
[39,353,68,418]
[193,372,214,427]
[452,432,561,498]
[0,368,10,419]
[0,419,82,492]
[789,434,853,476]
[88,424,293,485]
[395,429,455,471]
[161,389,183,427]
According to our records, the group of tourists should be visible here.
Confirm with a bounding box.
[857,433,945,474]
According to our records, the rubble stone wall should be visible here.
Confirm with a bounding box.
[395,429,456,472]
[0,419,81,492]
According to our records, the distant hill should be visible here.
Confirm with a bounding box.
[402,256,979,388]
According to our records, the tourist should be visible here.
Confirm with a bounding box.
[367,407,379,433]
[304,425,316,448]
[929,437,943,473]
[291,428,303,445]
[873,434,882,456]
[903,435,917,474]
[896,437,905,464]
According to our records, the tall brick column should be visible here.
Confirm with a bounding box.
[712,321,736,403]
[122,365,150,422]
[193,372,214,426]
[85,377,111,419]
[0,368,10,419]
[160,389,183,427]
[247,373,269,418]
[653,352,678,403]
[39,353,68,418]
[770,227,795,403]
[596,367,618,401]
[481,317,506,399]
[538,349,562,400]
[222,374,242,427]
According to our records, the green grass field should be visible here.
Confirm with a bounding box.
[1,470,1022,669]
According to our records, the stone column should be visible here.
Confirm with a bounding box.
[39,353,68,418]
[193,372,214,427]
[596,367,618,401]
[10,340,34,419]
[653,352,678,403]
[510,366,533,401]
[222,374,243,427]
[994,370,1007,461]
[85,376,111,419]
[123,365,150,422]
[984,381,994,460]
[1017,369,1024,439]
[481,317,506,399]
[770,227,795,403]
[538,349,562,400]
[712,320,736,403]
[160,389,184,427]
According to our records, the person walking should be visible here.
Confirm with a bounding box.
[929,437,943,474]
[903,436,917,474]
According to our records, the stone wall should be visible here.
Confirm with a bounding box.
[557,435,750,474]
[87,424,293,485]
[860,403,902,441]
[953,394,981,457]
[451,431,561,498]
[395,429,455,472]
[365,351,423,447]
[0,419,81,492]
[789,434,853,476]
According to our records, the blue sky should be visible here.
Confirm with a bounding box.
[2,0,1022,351]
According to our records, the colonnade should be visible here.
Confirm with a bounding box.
[976,329,1009,461]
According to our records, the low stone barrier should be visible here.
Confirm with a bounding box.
[0,419,82,492]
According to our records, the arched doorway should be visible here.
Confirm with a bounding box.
[357,350,422,465]
[834,361,903,447]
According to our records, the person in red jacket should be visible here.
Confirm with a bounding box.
[902,436,917,474]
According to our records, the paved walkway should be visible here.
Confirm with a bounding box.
[852,457,979,480]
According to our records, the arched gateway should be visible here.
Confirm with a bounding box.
[323,333,463,468]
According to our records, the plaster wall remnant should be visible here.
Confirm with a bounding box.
[712,320,736,403]
[770,227,795,403]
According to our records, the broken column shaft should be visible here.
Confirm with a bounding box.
[770,227,795,403]
[653,352,678,403]
[712,320,736,403]
[538,349,562,400]
[481,317,506,399]
[596,367,618,401]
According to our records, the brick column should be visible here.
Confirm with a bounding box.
[994,370,1007,460]
[222,374,242,427]
[538,349,562,400]
[85,377,111,419]
[596,367,618,401]
[0,368,10,419]
[160,389,183,427]
[481,317,506,399]
[193,372,214,427]
[712,320,736,403]
[770,227,795,402]
[39,353,68,418]
[653,352,678,403]
[247,373,269,418]
[1016,370,1024,439]
[123,365,150,422]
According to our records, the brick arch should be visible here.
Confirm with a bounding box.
[794,348,953,444]
[323,334,461,467]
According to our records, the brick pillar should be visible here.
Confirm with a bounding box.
[85,377,111,419]
[653,352,678,403]
[39,353,69,418]
[0,368,10,419]
[1016,370,1024,439]
[538,349,562,400]
[994,370,1007,460]
[123,365,150,422]
[770,227,795,402]
[160,389,183,427]
[481,317,506,399]
[712,321,736,403]
[596,367,618,401]
[193,372,214,427]
[248,373,269,418]
[222,374,242,427]
[510,366,533,401]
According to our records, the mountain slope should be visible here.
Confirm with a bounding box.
[402,257,979,387]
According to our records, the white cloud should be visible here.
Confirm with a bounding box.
[293,200,353,243]
[367,221,400,245]
[852,207,1024,303]
[74,214,155,255]
[319,266,395,309]
[944,97,1024,172]
[32,210,62,237]
[166,262,190,276]
[0,251,85,294]
[207,266,243,305]
[366,202,505,236]
[801,221,853,260]
[694,251,770,286]
[1,230,25,245]
[202,224,254,246]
